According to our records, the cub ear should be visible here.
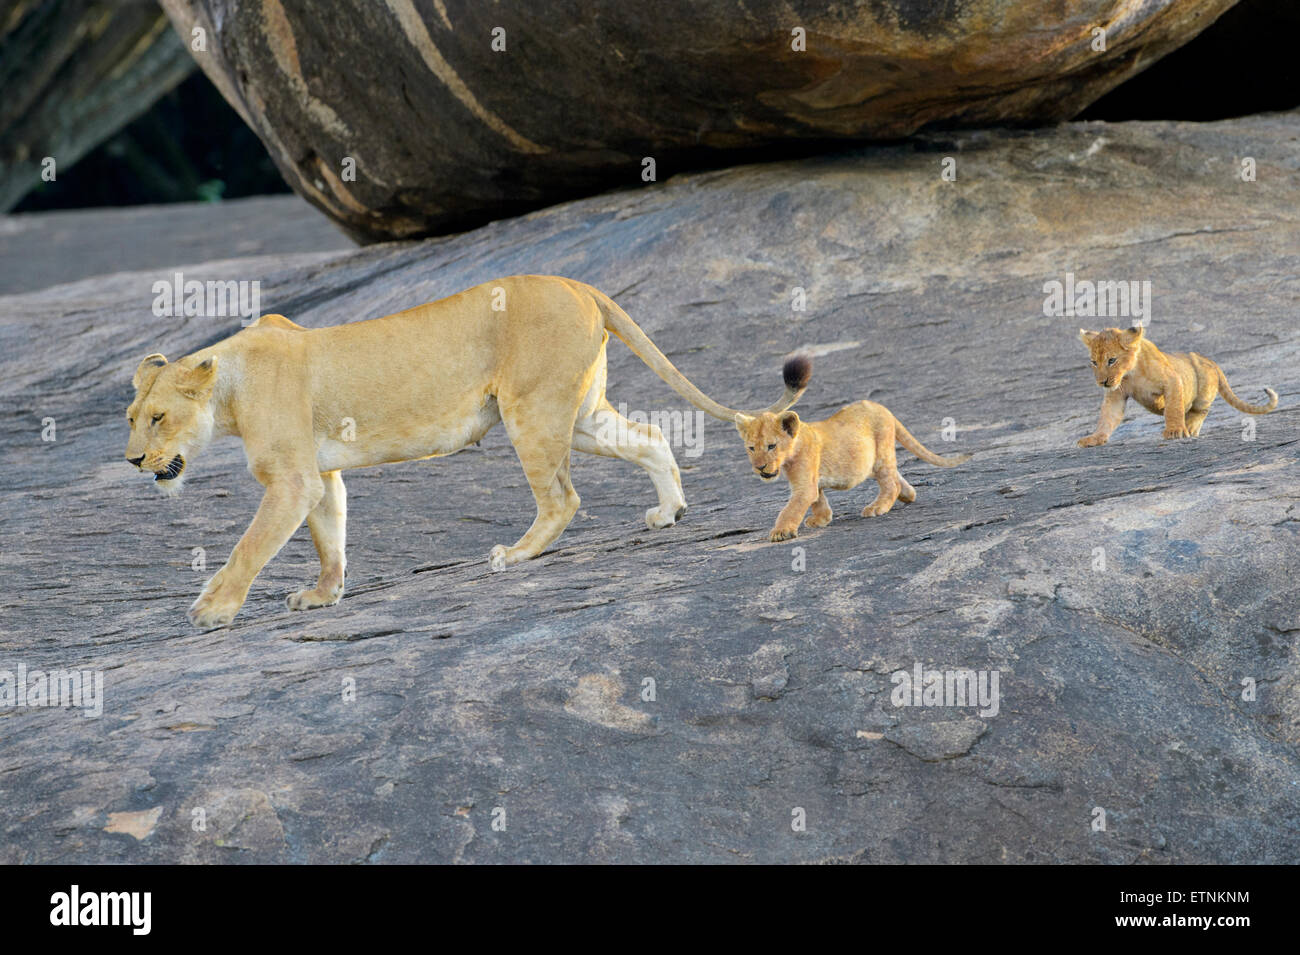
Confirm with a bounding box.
[734,413,753,435]
[180,356,218,399]
[1078,329,1098,346]
[132,353,168,389]
[779,411,800,437]
[1121,325,1145,346]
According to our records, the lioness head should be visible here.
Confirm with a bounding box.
[124,353,218,495]
[1079,325,1143,390]
[736,411,800,481]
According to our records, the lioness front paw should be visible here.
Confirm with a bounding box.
[188,592,241,630]
[1077,434,1108,448]
[769,528,798,542]
[1163,425,1190,439]
[286,585,343,611]
[488,544,509,572]
[187,572,244,629]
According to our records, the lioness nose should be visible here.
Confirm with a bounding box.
[127,455,145,467]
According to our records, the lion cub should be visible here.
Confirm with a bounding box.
[1077,326,1277,446]
[736,399,971,542]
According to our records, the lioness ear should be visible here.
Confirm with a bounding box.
[1078,329,1097,346]
[1121,325,1145,345]
[780,411,800,437]
[132,353,168,389]
[180,356,218,399]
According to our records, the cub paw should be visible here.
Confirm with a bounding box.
[1077,434,1108,448]
[769,528,798,542]
[488,544,509,572]
[286,586,342,611]
[1163,425,1190,439]
[806,512,832,529]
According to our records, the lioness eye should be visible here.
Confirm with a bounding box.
[151,413,164,424]
[747,446,754,451]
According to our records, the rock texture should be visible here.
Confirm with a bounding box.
[158,0,1240,240]
[1,112,1297,863]
[0,0,196,210]
[0,194,351,295]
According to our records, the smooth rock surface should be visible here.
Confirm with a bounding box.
[0,195,351,295]
[0,112,1297,863]
[158,0,1240,240]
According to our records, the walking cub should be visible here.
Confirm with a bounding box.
[1077,326,1277,446]
[736,398,971,542]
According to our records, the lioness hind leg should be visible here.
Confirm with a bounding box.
[288,470,346,611]
[490,417,581,571]
[572,399,687,529]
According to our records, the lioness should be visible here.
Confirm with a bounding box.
[1077,325,1277,446]
[125,275,808,628]
[736,399,971,542]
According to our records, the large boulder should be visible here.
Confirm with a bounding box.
[1,111,1297,862]
[158,0,1239,240]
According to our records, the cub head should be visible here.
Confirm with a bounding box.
[1079,325,1144,390]
[124,353,218,496]
[735,411,800,481]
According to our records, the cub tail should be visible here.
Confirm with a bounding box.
[892,414,972,467]
[594,286,811,421]
[1216,365,1278,415]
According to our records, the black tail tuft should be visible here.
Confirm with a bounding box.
[783,354,812,390]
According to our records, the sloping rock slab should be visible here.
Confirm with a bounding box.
[0,112,1297,863]
[0,195,351,295]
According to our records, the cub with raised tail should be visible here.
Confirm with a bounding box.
[736,386,971,542]
[1077,325,1277,446]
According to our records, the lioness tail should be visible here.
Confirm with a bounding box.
[1216,365,1277,415]
[592,287,810,421]
[892,414,971,467]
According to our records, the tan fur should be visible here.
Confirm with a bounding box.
[735,401,971,542]
[1077,326,1278,446]
[124,275,807,629]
